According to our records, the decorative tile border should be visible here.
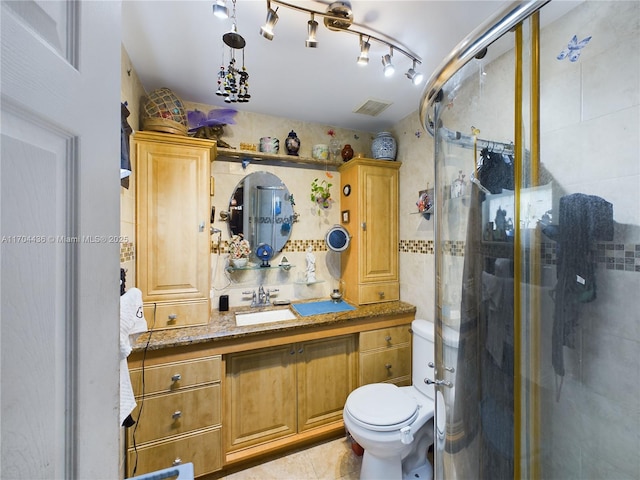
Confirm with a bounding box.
[120,241,134,263]
[399,239,434,254]
[212,239,328,255]
[142,237,639,274]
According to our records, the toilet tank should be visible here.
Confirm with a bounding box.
[411,319,435,399]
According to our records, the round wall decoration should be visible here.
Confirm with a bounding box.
[325,225,351,252]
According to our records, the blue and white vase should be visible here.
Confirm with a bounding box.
[285,130,300,156]
[371,131,397,160]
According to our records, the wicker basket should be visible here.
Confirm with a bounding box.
[141,87,188,136]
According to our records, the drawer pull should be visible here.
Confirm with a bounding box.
[171,373,182,382]
[384,335,392,342]
[172,410,182,420]
[378,291,385,299]
[385,363,392,369]
[173,458,182,466]
[168,314,178,321]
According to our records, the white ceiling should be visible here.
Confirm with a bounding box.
[121,1,516,132]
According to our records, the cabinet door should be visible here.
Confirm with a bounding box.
[297,335,357,432]
[360,164,399,284]
[225,345,297,452]
[136,133,212,304]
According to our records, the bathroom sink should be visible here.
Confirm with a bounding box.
[235,308,297,327]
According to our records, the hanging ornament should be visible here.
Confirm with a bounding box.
[216,0,250,103]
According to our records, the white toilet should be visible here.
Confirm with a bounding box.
[343,319,436,480]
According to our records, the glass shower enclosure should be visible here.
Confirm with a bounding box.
[420,1,639,478]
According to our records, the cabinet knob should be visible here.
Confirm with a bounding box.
[378,291,385,299]
[290,350,296,355]
[199,221,205,232]
[385,363,392,370]
[168,314,178,321]
[384,335,392,342]
[172,410,182,420]
[298,348,304,354]
[171,373,182,382]
[173,458,182,466]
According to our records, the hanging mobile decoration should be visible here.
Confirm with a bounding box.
[215,0,250,104]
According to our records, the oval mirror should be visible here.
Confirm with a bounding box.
[228,172,295,258]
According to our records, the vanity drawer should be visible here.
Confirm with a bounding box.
[127,427,222,478]
[130,356,221,397]
[127,384,221,445]
[360,346,411,385]
[143,300,209,330]
[360,324,411,350]
[358,282,399,304]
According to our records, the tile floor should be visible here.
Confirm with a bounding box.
[216,437,363,480]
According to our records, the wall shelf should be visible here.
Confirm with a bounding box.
[293,279,325,286]
[226,264,295,272]
[216,147,342,170]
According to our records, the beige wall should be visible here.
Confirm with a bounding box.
[120,45,436,315]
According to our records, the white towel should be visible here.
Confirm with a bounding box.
[120,288,147,425]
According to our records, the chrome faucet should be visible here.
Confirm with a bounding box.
[242,284,279,308]
[258,285,267,306]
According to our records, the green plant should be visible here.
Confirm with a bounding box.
[310,178,332,209]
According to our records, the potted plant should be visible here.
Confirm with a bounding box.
[310,178,332,209]
[228,233,251,267]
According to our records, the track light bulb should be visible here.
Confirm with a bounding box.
[406,61,424,85]
[357,36,370,65]
[213,0,229,19]
[260,7,279,41]
[382,54,395,77]
[305,14,318,48]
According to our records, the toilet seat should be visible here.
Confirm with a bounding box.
[345,384,418,432]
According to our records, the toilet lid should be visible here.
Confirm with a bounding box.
[346,384,418,431]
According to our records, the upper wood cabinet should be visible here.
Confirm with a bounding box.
[339,158,401,305]
[134,131,216,329]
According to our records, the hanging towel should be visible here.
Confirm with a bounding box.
[552,193,613,376]
[482,268,514,367]
[120,287,147,426]
[121,102,132,188]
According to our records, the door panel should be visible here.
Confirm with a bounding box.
[1,1,121,478]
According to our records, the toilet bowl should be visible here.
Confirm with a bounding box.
[343,319,436,480]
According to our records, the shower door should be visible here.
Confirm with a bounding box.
[431,26,518,480]
[428,2,640,479]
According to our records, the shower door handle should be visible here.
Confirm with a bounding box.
[424,378,453,388]
[428,361,455,373]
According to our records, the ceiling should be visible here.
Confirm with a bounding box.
[122,1,514,132]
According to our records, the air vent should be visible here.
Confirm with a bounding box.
[353,99,392,117]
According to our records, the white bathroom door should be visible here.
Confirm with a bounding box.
[1,1,121,478]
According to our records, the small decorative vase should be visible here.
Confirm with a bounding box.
[231,257,248,268]
[259,137,279,154]
[312,144,329,160]
[285,130,300,156]
[371,131,397,160]
[341,144,354,162]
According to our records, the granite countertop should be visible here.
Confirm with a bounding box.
[132,300,416,352]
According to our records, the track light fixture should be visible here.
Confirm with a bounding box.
[212,0,229,19]
[260,0,422,85]
[382,48,395,77]
[305,13,318,48]
[405,60,424,85]
[260,3,279,41]
[357,34,370,65]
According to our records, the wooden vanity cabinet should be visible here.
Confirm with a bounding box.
[225,335,357,460]
[339,158,401,305]
[126,352,223,478]
[359,323,412,387]
[134,131,216,330]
